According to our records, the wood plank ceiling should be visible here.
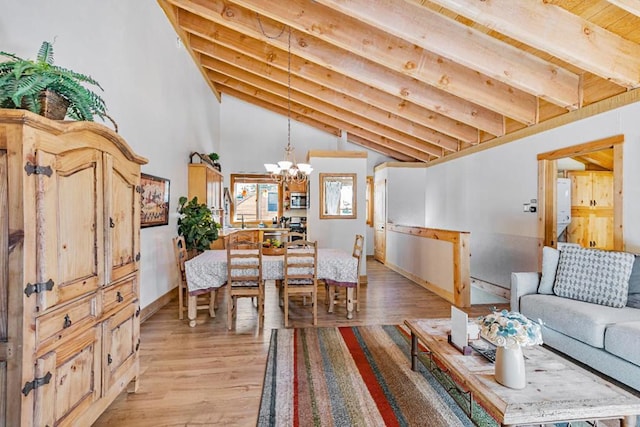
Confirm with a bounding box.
[157,0,640,163]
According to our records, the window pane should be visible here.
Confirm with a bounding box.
[231,176,280,223]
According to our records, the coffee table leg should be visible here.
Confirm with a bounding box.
[622,415,637,427]
[411,332,418,371]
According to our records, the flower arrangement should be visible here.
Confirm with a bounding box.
[476,309,543,349]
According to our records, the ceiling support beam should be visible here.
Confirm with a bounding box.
[314,0,582,109]
[607,0,640,16]
[229,0,538,125]
[167,0,506,136]
[180,13,478,143]
[424,0,640,89]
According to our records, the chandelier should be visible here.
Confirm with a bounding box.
[263,23,312,184]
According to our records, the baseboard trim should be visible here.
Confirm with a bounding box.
[470,277,511,300]
[140,288,175,323]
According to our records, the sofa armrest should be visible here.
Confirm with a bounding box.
[510,272,541,312]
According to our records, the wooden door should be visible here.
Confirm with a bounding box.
[36,147,104,312]
[590,211,614,249]
[373,179,386,263]
[102,301,139,395]
[592,172,613,208]
[569,172,593,207]
[32,326,102,426]
[105,153,140,283]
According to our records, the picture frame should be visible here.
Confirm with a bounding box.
[319,173,357,219]
[140,173,170,227]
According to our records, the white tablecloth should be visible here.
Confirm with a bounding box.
[185,249,357,294]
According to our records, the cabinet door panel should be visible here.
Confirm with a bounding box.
[106,154,140,282]
[37,148,104,312]
[592,172,613,208]
[569,172,593,207]
[591,212,614,250]
[102,301,139,394]
[567,212,589,247]
[33,326,101,427]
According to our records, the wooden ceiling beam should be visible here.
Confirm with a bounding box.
[228,0,538,125]
[167,0,505,136]
[315,0,582,109]
[179,12,478,143]
[192,36,459,153]
[607,0,640,17]
[213,76,433,162]
[425,0,640,89]
[207,67,444,158]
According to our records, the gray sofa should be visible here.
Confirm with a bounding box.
[510,246,640,391]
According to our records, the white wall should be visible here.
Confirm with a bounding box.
[422,103,640,287]
[1,1,221,308]
[307,155,368,275]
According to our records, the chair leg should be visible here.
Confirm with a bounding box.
[209,289,216,318]
[178,281,184,320]
[227,289,233,330]
[356,282,360,312]
[284,289,289,328]
[312,289,317,326]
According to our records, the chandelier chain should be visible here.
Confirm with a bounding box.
[256,13,286,40]
[287,25,291,151]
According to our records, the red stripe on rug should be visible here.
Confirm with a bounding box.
[293,329,299,427]
[339,327,400,427]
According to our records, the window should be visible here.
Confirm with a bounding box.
[230,174,282,225]
[366,176,373,226]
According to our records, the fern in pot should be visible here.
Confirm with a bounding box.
[0,40,112,125]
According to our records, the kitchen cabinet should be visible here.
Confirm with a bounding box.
[0,109,146,426]
[567,171,614,250]
[188,162,223,219]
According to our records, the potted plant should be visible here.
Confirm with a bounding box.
[0,40,112,125]
[177,196,219,253]
[208,152,221,171]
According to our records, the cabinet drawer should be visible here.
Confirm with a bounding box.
[36,293,99,356]
[103,275,137,315]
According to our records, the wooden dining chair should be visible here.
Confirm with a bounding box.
[282,239,318,327]
[226,240,264,330]
[172,236,217,320]
[285,231,307,242]
[326,234,363,313]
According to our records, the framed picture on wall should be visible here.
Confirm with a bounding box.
[140,173,170,227]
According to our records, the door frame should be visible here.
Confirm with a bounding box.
[537,134,624,258]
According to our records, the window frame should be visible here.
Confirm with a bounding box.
[230,173,283,227]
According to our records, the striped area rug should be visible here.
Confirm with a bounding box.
[257,325,496,427]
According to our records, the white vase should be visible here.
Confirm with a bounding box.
[494,346,526,389]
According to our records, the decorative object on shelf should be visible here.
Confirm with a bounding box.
[0,40,117,129]
[177,196,219,253]
[476,309,543,389]
[208,152,221,171]
[261,25,312,184]
[140,173,170,227]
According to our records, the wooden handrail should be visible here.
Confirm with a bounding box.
[387,224,471,307]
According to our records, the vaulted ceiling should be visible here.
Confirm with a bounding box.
[157,0,640,163]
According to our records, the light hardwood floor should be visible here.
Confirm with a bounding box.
[93,258,505,427]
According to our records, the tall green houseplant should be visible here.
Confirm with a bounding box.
[177,196,219,252]
[0,40,108,122]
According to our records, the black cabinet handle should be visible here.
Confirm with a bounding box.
[116,291,124,303]
[109,217,115,228]
[63,314,72,329]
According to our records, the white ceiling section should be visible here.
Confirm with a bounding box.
[158,0,640,163]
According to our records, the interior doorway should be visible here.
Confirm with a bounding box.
[537,135,624,256]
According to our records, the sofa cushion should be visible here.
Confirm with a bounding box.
[553,246,634,308]
[538,246,559,295]
[605,321,640,366]
[627,294,640,309]
[520,294,640,348]
[628,255,640,294]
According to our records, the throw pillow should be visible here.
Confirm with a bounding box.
[628,255,640,294]
[538,246,559,294]
[553,246,635,308]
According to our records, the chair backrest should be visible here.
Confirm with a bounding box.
[286,231,307,242]
[352,234,364,273]
[284,240,318,284]
[226,240,262,286]
[172,235,188,275]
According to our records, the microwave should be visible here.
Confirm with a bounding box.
[290,192,308,209]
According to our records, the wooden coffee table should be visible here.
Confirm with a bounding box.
[405,318,640,427]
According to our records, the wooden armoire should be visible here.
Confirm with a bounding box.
[0,109,147,426]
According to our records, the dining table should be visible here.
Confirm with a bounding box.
[184,248,358,326]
